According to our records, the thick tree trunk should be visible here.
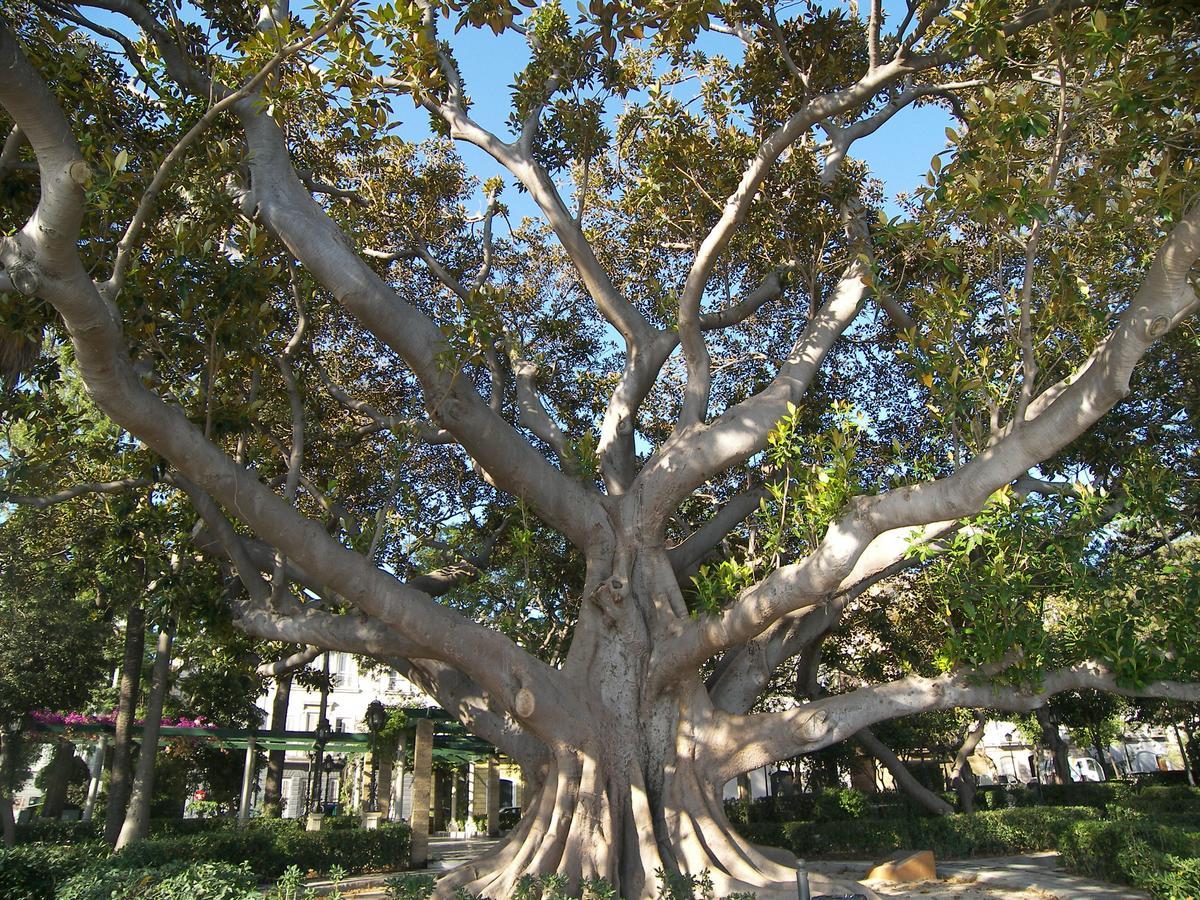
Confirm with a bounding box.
[0,727,18,847]
[854,728,952,816]
[1036,709,1070,786]
[434,553,873,900]
[38,738,76,819]
[104,604,145,846]
[116,616,174,849]
[262,673,292,817]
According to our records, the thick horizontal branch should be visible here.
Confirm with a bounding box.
[0,476,153,508]
[256,645,323,678]
[712,660,1200,782]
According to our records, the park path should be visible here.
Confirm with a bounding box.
[303,841,1149,899]
[808,853,1149,899]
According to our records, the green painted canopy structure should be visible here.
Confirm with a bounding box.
[36,706,496,762]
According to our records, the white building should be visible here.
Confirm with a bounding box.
[256,652,523,823]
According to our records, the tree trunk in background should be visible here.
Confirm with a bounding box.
[1037,709,1071,786]
[262,673,292,817]
[951,713,988,814]
[1176,724,1195,787]
[0,727,18,847]
[1092,733,1114,779]
[116,616,175,849]
[104,604,145,846]
[854,728,952,816]
[39,739,76,819]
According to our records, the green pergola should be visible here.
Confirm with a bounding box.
[35,708,498,822]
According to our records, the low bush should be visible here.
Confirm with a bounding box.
[0,847,56,900]
[109,821,411,880]
[0,844,104,886]
[1122,786,1200,816]
[1059,819,1200,899]
[812,788,869,822]
[1035,781,1136,811]
[739,806,1101,859]
[56,860,260,900]
[1,821,411,893]
[14,821,105,846]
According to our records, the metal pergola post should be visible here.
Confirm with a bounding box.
[237,734,257,824]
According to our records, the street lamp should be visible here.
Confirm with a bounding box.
[366,700,387,813]
[324,753,342,808]
[309,717,331,815]
[1005,732,1019,784]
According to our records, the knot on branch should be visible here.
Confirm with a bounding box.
[1146,315,1170,339]
[800,708,830,741]
[0,238,40,296]
[514,687,536,719]
[67,160,92,189]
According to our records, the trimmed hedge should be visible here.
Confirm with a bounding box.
[738,806,1101,859]
[1059,819,1200,899]
[14,814,368,846]
[0,821,411,893]
[104,822,411,881]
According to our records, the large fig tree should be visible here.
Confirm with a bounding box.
[2,0,1199,894]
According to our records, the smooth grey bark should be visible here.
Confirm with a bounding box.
[103,604,145,847]
[116,615,175,849]
[854,728,953,816]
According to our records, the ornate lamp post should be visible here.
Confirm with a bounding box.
[306,717,331,829]
[1004,732,1020,784]
[366,700,386,814]
[322,753,343,811]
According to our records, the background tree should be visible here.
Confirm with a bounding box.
[1,0,1199,895]
[0,505,108,844]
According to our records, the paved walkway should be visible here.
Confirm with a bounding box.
[302,836,501,897]
[809,854,1149,899]
[302,842,1148,899]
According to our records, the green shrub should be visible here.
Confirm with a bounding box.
[57,859,260,900]
[0,847,56,900]
[0,843,102,885]
[103,821,410,880]
[1059,819,1200,899]
[1124,786,1200,816]
[1037,781,1135,810]
[386,873,436,899]
[13,820,102,846]
[740,806,1100,859]
[4,820,411,889]
[812,788,868,822]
